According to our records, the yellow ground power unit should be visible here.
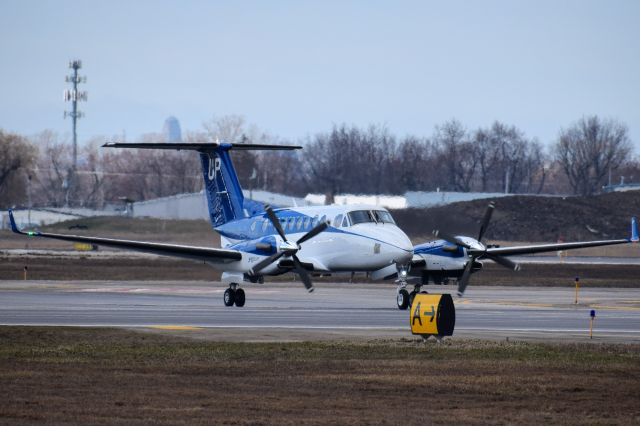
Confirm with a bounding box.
[409,293,456,337]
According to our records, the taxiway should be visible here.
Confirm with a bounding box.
[1,280,639,342]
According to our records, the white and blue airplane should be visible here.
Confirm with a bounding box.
[372,201,638,309]
[8,142,637,309]
[9,142,414,307]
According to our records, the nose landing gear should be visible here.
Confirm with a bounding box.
[396,264,411,310]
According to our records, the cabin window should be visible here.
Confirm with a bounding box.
[334,214,343,227]
[297,217,304,230]
[342,216,350,227]
[304,217,311,229]
[348,210,376,225]
[320,215,327,225]
[262,219,268,231]
[288,217,295,231]
[312,215,319,227]
[373,210,395,224]
[251,221,257,232]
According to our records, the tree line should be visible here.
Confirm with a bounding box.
[0,115,634,209]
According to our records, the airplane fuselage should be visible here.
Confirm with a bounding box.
[216,204,414,275]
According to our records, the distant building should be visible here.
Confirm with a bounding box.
[162,116,182,142]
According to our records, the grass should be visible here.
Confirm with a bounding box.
[1,327,639,424]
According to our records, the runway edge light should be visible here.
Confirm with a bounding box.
[409,293,455,338]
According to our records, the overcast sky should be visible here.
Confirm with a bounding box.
[1,0,639,147]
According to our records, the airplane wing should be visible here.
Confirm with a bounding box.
[8,210,242,264]
[482,216,639,257]
[484,239,631,257]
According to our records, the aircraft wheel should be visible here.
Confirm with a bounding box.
[234,288,246,307]
[223,288,235,307]
[397,289,410,310]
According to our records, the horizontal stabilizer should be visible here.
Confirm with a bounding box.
[102,142,302,152]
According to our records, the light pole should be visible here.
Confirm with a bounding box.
[64,59,87,207]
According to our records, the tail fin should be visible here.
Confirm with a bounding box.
[103,142,301,227]
[631,217,638,243]
[200,146,244,226]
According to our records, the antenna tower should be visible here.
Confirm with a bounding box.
[63,60,87,206]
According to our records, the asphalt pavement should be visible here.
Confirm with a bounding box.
[1,280,639,342]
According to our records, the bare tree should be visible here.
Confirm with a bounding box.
[0,129,37,208]
[433,120,477,192]
[301,126,349,199]
[395,136,439,191]
[471,121,547,194]
[516,139,547,194]
[29,131,71,207]
[554,116,632,196]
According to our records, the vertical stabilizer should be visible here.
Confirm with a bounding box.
[200,144,245,227]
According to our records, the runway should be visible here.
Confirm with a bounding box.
[1,280,639,342]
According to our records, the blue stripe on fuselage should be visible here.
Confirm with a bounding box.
[414,240,465,258]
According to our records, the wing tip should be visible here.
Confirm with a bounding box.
[8,209,19,234]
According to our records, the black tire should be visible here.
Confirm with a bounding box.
[408,291,417,308]
[397,289,410,310]
[234,288,246,307]
[223,288,235,307]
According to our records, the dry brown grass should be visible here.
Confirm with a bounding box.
[2,254,639,288]
[0,327,639,425]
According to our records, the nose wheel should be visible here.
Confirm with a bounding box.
[223,285,246,307]
[397,288,410,310]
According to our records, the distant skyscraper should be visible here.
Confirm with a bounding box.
[163,116,182,142]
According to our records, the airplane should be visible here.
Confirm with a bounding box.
[373,202,639,309]
[8,141,414,307]
[7,141,636,310]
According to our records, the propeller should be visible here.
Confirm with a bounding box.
[251,205,327,292]
[432,201,520,297]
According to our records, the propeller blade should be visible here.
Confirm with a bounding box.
[251,251,286,274]
[457,257,474,296]
[486,253,521,271]
[292,255,314,292]
[433,230,471,249]
[265,205,287,241]
[477,202,495,242]
[296,221,328,245]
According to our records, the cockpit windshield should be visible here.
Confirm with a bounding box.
[373,210,396,224]
[346,210,396,226]
[348,210,376,225]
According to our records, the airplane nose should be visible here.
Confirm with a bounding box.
[390,230,414,262]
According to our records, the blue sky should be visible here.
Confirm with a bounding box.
[1,0,639,146]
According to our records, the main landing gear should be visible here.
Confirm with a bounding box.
[223,283,245,307]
